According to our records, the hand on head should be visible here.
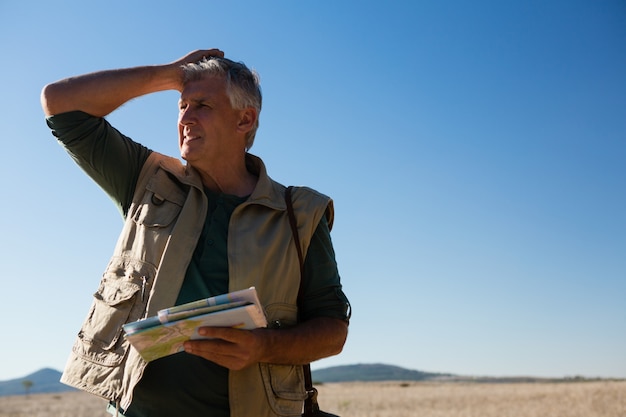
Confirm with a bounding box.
[172,49,225,67]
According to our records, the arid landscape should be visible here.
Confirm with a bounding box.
[0,380,624,417]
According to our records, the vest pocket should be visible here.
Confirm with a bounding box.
[259,305,304,414]
[73,275,146,367]
[260,363,307,416]
[131,171,186,227]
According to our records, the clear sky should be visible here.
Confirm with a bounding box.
[0,0,624,381]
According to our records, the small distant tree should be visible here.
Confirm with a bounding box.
[22,380,33,398]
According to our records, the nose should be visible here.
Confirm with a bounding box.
[178,106,196,126]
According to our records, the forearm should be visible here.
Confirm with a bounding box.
[259,317,348,365]
[40,49,224,117]
[40,65,180,117]
[185,317,348,370]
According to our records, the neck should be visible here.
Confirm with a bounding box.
[195,156,257,197]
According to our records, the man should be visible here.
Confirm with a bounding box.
[41,49,350,417]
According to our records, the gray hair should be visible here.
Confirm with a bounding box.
[181,57,262,150]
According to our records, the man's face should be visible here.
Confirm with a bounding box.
[178,76,245,167]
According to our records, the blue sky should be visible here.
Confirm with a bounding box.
[0,0,624,381]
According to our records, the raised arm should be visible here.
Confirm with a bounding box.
[40,49,224,117]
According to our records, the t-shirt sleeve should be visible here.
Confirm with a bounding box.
[299,214,351,323]
[46,111,152,217]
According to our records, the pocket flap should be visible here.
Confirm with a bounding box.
[146,172,187,206]
[94,278,141,306]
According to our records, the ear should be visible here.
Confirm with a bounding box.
[236,107,257,134]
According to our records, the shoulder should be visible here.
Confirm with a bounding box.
[289,186,331,207]
[288,186,334,231]
[132,152,190,200]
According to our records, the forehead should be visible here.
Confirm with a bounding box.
[180,75,228,101]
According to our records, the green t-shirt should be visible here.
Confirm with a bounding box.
[48,111,349,417]
[126,188,243,417]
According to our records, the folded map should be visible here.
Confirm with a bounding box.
[123,287,267,362]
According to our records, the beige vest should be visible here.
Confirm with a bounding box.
[61,152,332,417]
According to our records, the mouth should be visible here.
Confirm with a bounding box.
[182,134,202,145]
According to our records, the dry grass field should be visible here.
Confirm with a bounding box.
[317,380,626,416]
[0,380,623,417]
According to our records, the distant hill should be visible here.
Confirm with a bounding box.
[0,368,75,397]
[4,364,606,396]
[2,364,440,396]
[312,363,453,383]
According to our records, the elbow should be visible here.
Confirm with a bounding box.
[40,83,58,117]
[41,81,76,117]
[329,319,349,356]
[330,342,345,357]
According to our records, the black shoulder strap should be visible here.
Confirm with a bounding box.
[285,186,321,417]
[285,186,306,304]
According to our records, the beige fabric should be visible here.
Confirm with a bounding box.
[61,152,332,416]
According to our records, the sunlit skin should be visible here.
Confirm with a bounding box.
[178,77,245,166]
[178,76,258,196]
